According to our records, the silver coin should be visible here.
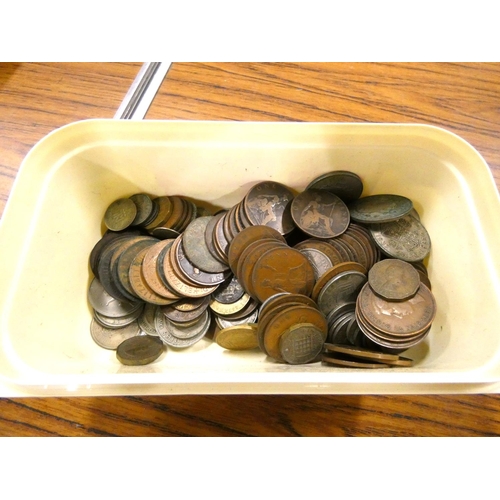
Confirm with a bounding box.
[348,194,413,223]
[369,214,431,262]
[317,270,367,316]
[279,323,325,365]
[90,318,141,350]
[215,309,259,329]
[212,275,246,304]
[298,248,333,280]
[154,308,211,347]
[138,303,160,336]
[88,278,142,318]
[93,305,144,329]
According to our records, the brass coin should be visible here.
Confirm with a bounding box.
[228,225,286,275]
[251,246,316,302]
[214,324,259,350]
[311,261,367,302]
[210,293,251,316]
[214,296,259,321]
[305,170,364,203]
[129,193,154,226]
[369,214,432,263]
[348,194,413,224]
[322,354,391,369]
[103,198,137,231]
[116,335,164,366]
[368,258,421,301]
[263,305,327,362]
[243,181,295,235]
[291,189,350,239]
[279,323,325,364]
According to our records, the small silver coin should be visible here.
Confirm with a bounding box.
[317,270,367,316]
[154,308,211,347]
[93,306,144,329]
[88,278,143,318]
[138,303,160,336]
[298,248,333,280]
[90,318,141,350]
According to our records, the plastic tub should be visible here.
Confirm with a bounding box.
[1,119,499,396]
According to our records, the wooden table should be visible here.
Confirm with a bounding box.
[1,62,499,436]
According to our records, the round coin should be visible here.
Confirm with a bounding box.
[129,193,154,226]
[291,189,350,239]
[305,170,364,203]
[317,270,367,316]
[368,258,421,301]
[90,318,140,350]
[88,278,142,318]
[214,324,259,350]
[103,198,138,231]
[348,194,413,224]
[116,335,164,365]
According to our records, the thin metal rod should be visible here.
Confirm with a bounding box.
[114,62,172,120]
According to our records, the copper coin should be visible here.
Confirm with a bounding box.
[213,212,231,261]
[214,324,259,350]
[368,258,421,301]
[141,239,182,300]
[251,246,316,302]
[263,305,327,362]
[322,354,391,369]
[305,170,364,203]
[116,335,164,366]
[103,198,137,231]
[291,189,350,239]
[228,225,286,275]
[128,247,176,305]
[311,261,367,302]
[369,214,432,263]
[348,194,414,224]
[279,323,325,364]
[336,231,370,271]
[328,237,356,262]
[323,343,401,362]
[357,282,436,336]
[144,196,173,230]
[150,227,181,240]
[243,181,295,235]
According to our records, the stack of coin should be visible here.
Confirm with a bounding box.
[354,258,437,351]
[257,293,328,364]
[322,344,414,368]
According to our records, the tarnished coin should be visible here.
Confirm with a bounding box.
[215,309,259,329]
[305,170,364,203]
[348,194,413,223]
[155,308,211,347]
[252,246,316,302]
[138,304,160,336]
[183,216,230,273]
[294,238,344,267]
[298,248,333,280]
[322,354,391,369]
[93,306,143,329]
[151,227,181,240]
[369,214,431,263]
[90,318,140,350]
[103,198,137,231]
[368,258,420,301]
[243,181,295,235]
[279,323,325,364]
[144,196,174,230]
[116,335,164,366]
[317,270,367,316]
[214,324,259,350]
[212,275,246,304]
[210,293,251,316]
[311,261,367,302]
[291,189,350,239]
[323,343,401,362]
[161,297,209,323]
[129,193,154,226]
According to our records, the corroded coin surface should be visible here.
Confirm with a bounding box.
[348,194,413,223]
[368,258,420,301]
[243,181,295,235]
[291,189,350,239]
[369,214,431,262]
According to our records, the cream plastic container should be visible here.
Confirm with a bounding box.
[1,120,500,397]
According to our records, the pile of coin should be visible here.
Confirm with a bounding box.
[87,169,435,367]
[322,344,414,368]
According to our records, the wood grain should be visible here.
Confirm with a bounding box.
[1,62,500,437]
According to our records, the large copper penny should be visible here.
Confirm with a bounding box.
[291,189,350,239]
[251,246,315,302]
[305,170,364,203]
[243,181,295,235]
[368,258,421,301]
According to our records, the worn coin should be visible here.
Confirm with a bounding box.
[348,194,413,223]
[90,318,141,350]
[323,343,401,362]
[243,181,295,235]
[291,189,350,239]
[369,214,431,263]
[129,193,154,226]
[317,270,367,316]
[311,262,367,302]
[88,278,142,318]
[155,307,211,347]
[215,309,259,329]
[368,258,421,301]
[138,304,160,336]
[298,248,333,280]
[294,238,344,267]
[212,275,246,304]
[116,335,164,365]
[322,354,391,369]
[214,324,259,350]
[93,306,143,329]
[279,323,325,364]
[305,170,364,203]
[103,198,138,231]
